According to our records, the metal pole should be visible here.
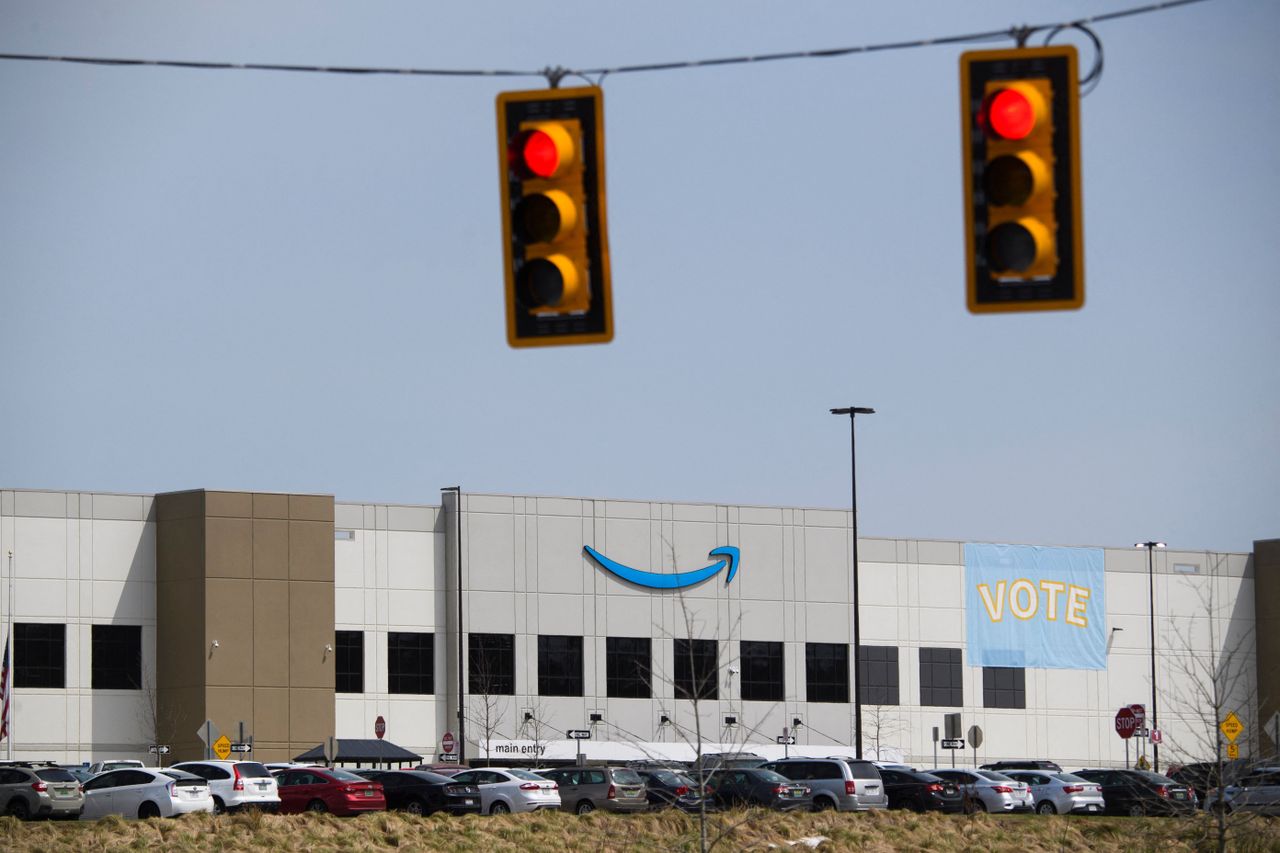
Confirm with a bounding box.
[1144,542,1160,773]
[444,487,466,765]
[6,549,13,760]
[831,407,874,759]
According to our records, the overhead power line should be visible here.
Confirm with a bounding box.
[0,0,1211,83]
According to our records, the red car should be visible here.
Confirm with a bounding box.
[272,766,386,815]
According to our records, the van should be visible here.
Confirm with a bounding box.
[762,757,888,811]
[536,765,648,815]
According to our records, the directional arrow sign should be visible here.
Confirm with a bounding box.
[148,745,171,755]
[776,736,796,745]
[941,738,965,750]
[567,729,592,740]
[230,743,253,753]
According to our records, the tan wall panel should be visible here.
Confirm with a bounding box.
[207,516,253,579]
[254,687,291,745]
[253,492,290,520]
[253,580,291,686]
[253,519,289,580]
[160,685,211,764]
[289,581,335,689]
[206,578,255,687]
[206,491,253,518]
[290,520,334,582]
[207,686,255,743]
[156,579,205,689]
[156,490,205,522]
[288,687,335,747]
[156,516,204,582]
[290,494,334,522]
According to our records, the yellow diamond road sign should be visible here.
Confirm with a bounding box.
[213,734,232,760]
[1220,712,1244,743]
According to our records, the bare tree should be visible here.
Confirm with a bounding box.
[466,647,511,763]
[1163,564,1275,853]
[863,703,906,762]
[138,675,180,766]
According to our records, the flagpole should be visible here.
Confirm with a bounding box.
[6,548,13,760]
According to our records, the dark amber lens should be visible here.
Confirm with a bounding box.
[985,155,1033,207]
[515,194,561,244]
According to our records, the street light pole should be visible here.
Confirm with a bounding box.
[1135,540,1166,772]
[831,406,875,759]
[444,486,465,764]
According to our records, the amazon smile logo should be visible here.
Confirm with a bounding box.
[583,545,740,589]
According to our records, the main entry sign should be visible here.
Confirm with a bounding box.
[965,543,1106,669]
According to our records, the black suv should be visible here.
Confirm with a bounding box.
[1073,768,1196,816]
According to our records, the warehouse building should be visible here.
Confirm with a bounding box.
[0,487,1275,771]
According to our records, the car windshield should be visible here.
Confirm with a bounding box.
[611,769,643,785]
[977,771,1013,781]
[913,772,946,783]
[326,768,368,782]
[161,771,203,782]
[1053,773,1089,783]
[755,770,790,784]
[236,762,272,778]
[35,769,78,782]
[412,771,455,784]
[508,769,548,781]
[1135,771,1178,785]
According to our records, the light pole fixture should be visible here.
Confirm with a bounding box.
[831,406,875,759]
[444,486,465,764]
[1135,540,1166,771]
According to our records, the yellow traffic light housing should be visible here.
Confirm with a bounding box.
[497,87,612,346]
[961,46,1083,313]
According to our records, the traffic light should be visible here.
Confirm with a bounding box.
[496,86,612,346]
[961,46,1083,313]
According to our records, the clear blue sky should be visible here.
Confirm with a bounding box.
[1,1,1276,553]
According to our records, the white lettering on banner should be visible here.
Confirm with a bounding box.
[976,580,1092,627]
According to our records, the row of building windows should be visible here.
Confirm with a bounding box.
[11,624,141,690]
[336,631,1026,709]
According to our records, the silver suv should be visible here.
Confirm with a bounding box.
[0,762,85,820]
[170,760,280,813]
[762,758,888,811]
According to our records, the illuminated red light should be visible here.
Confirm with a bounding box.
[986,88,1036,140]
[521,130,560,178]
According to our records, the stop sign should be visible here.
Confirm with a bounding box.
[1129,704,1147,727]
[1115,707,1137,739]
[441,731,456,754]
[374,715,386,740]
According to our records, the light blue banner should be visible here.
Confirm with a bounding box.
[965,543,1107,670]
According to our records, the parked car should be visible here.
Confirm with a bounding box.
[1073,769,1196,816]
[272,766,386,815]
[86,760,144,776]
[1202,766,1280,815]
[170,760,280,813]
[927,768,1034,813]
[1169,761,1250,805]
[634,768,706,811]
[448,768,560,814]
[704,768,813,811]
[1002,770,1106,815]
[60,765,97,785]
[980,760,1064,774]
[352,769,481,816]
[415,763,468,776]
[80,768,214,819]
[536,765,648,815]
[762,757,888,812]
[695,752,768,777]
[0,762,85,820]
[877,768,965,813]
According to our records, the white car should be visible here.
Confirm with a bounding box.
[170,760,280,813]
[448,768,560,814]
[86,759,144,776]
[81,768,215,819]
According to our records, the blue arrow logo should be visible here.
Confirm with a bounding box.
[583,545,740,589]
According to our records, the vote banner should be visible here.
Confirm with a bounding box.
[965,543,1106,670]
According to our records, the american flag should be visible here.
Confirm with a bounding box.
[0,637,10,742]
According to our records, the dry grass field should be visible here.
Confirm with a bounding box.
[2,808,1279,852]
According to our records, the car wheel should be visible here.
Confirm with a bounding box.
[489,801,510,815]
[910,797,927,813]
[1036,801,1057,815]
[306,799,328,813]
[212,797,226,815]
[968,798,987,814]
[405,799,426,816]
[575,800,595,815]
[811,797,835,812]
[6,799,31,820]
[1127,803,1145,818]
[138,801,162,820]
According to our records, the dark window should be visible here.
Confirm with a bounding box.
[740,640,784,702]
[335,630,363,694]
[388,632,434,695]
[91,624,142,690]
[606,637,651,699]
[674,638,718,701]
[538,635,583,696]
[15,623,65,688]
[857,645,900,705]
[920,647,963,707]
[470,633,515,695]
[805,643,849,703]
[982,666,1026,709]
